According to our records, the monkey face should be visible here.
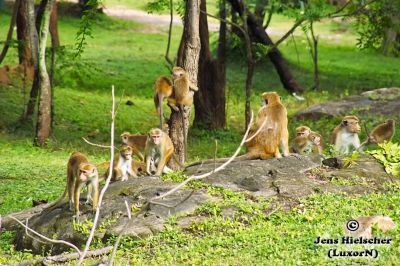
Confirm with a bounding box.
[120,132,130,144]
[120,146,133,160]
[309,133,321,145]
[79,163,98,182]
[296,126,311,137]
[149,128,163,145]
[342,118,361,133]
[172,67,185,79]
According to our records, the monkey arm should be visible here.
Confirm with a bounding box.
[145,155,152,175]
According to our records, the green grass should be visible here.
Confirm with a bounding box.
[0,5,400,264]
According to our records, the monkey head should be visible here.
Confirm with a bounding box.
[78,163,98,182]
[120,145,133,160]
[341,116,361,133]
[386,119,395,126]
[296,126,311,137]
[148,128,163,145]
[172,67,186,79]
[308,132,321,145]
[261,92,282,106]
[120,132,131,145]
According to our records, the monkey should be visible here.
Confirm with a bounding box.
[331,115,361,154]
[132,160,147,176]
[168,66,199,162]
[105,146,137,182]
[358,119,395,151]
[46,152,99,217]
[153,76,173,128]
[187,92,289,167]
[145,128,174,176]
[291,126,324,155]
[120,132,147,161]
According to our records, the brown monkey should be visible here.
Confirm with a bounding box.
[291,127,324,155]
[359,119,395,150]
[132,160,147,176]
[145,128,174,176]
[344,216,396,238]
[332,115,361,154]
[154,76,173,128]
[187,92,289,167]
[120,132,147,161]
[167,66,198,111]
[168,66,198,161]
[46,152,99,217]
[105,146,137,182]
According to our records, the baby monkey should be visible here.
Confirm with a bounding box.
[291,126,324,155]
[105,146,137,182]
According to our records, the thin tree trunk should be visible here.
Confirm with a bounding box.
[241,1,254,129]
[228,0,304,94]
[16,0,36,80]
[194,0,226,129]
[49,0,59,129]
[0,0,20,64]
[35,0,54,146]
[19,0,40,121]
[305,21,319,91]
[170,0,201,165]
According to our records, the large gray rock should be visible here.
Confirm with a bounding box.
[10,154,395,255]
[294,87,400,120]
[13,177,211,255]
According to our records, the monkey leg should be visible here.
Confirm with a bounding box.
[273,149,282,158]
[91,181,99,211]
[280,129,290,157]
[73,182,82,216]
[85,184,93,205]
[167,98,179,111]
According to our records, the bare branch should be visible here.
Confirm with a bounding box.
[165,0,174,67]
[108,200,133,266]
[82,137,112,149]
[8,216,81,254]
[78,85,117,264]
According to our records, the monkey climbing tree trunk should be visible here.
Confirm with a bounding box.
[170,0,201,166]
[228,0,304,94]
[194,0,226,129]
[35,0,54,146]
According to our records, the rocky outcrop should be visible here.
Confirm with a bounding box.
[9,154,395,255]
[294,87,400,120]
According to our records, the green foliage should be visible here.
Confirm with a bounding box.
[368,142,400,177]
[355,0,400,55]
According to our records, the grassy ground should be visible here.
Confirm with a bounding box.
[0,2,400,264]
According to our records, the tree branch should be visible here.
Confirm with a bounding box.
[78,85,117,264]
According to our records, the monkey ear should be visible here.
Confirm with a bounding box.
[342,120,348,126]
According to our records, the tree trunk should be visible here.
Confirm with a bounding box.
[194,0,226,129]
[49,0,59,128]
[19,0,40,121]
[0,0,20,64]
[35,0,54,146]
[16,0,36,80]
[228,0,304,94]
[169,0,201,166]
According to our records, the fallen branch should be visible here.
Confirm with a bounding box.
[82,137,112,149]
[9,216,81,254]
[17,246,113,266]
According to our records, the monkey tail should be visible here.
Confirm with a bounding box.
[42,186,68,213]
[158,93,164,129]
[179,104,187,163]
